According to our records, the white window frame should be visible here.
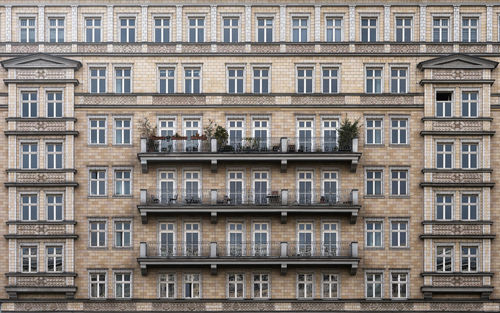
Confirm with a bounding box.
[227,273,245,299]
[113,219,132,248]
[461,141,479,169]
[113,65,133,94]
[187,16,205,43]
[296,65,315,94]
[365,168,384,196]
[321,273,340,299]
[19,16,37,43]
[221,15,241,43]
[432,16,451,43]
[365,116,384,145]
[114,271,132,299]
[113,116,132,145]
[252,66,271,94]
[251,272,270,299]
[251,118,271,150]
[297,170,314,204]
[365,219,384,248]
[251,220,270,255]
[360,15,378,42]
[158,65,176,94]
[325,15,344,42]
[46,193,64,221]
[20,244,38,273]
[227,66,246,94]
[89,219,107,248]
[20,193,38,221]
[296,273,314,299]
[321,65,340,94]
[84,16,103,43]
[461,15,480,42]
[255,15,274,43]
[153,15,172,43]
[390,271,409,299]
[47,15,65,43]
[291,15,310,42]
[45,89,64,118]
[435,193,454,221]
[390,168,409,196]
[389,219,409,248]
[460,193,479,221]
[88,115,108,145]
[436,245,454,272]
[89,168,107,197]
[19,89,38,118]
[183,66,202,93]
[461,89,479,118]
[118,16,137,43]
[226,220,246,256]
[113,168,132,196]
[390,66,409,94]
[46,244,64,273]
[390,117,409,145]
[183,273,201,298]
[435,89,454,118]
[159,272,177,298]
[394,15,413,42]
[88,65,107,94]
[20,141,38,169]
[365,271,383,299]
[183,169,202,201]
[436,141,454,169]
[89,271,107,299]
[460,244,479,273]
[365,66,383,94]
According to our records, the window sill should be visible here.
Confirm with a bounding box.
[112,246,134,250]
[364,144,385,147]
[389,144,410,148]
[363,195,385,199]
[88,246,108,250]
[88,195,109,199]
[389,246,411,250]
[87,144,109,147]
[389,195,410,199]
[364,247,385,250]
[112,195,134,198]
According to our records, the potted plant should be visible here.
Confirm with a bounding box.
[338,117,360,151]
[204,119,229,150]
[191,133,208,140]
[172,132,187,140]
[139,117,158,139]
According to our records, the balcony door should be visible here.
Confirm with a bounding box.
[322,119,338,152]
[184,171,200,202]
[184,119,201,151]
[298,171,313,204]
[228,171,244,204]
[297,222,313,256]
[322,171,338,204]
[159,222,175,256]
[297,120,313,152]
[252,222,269,256]
[228,119,244,150]
[322,222,338,256]
[253,171,269,205]
[228,222,244,256]
[253,119,269,150]
[184,223,200,256]
[158,118,176,152]
[159,171,176,204]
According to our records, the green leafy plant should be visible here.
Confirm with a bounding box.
[204,119,228,146]
[338,117,360,151]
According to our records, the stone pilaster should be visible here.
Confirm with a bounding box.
[38,5,45,42]
[419,5,426,42]
[211,5,217,42]
[314,5,321,41]
[141,5,148,42]
[453,5,460,42]
[71,5,78,42]
[349,5,355,41]
[487,5,493,42]
[177,5,183,42]
[384,5,390,41]
[5,5,11,42]
[280,5,286,41]
[245,5,251,42]
[107,5,113,42]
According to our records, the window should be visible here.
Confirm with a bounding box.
[461,194,478,221]
[292,17,309,42]
[114,221,131,248]
[184,273,201,298]
[395,17,412,42]
[391,273,408,299]
[297,273,313,299]
[297,222,313,256]
[21,143,38,169]
[297,171,313,204]
[462,91,478,117]
[21,246,37,273]
[257,18,273,42]
[158,119,176,144]
[366,273,383,299]
[433,18,449,42]
[322,274,339,299]
[89,221,107,247]
[253,172,269,205]
[21,91,37,118]
[228,119,244,149]
[366,67,382,93]
[45,143,63,169]
[46,194,63,221]
[391,118,408,145]
[436,194,453,220]
[114,170,131,196]
[390,221,408,248]
[89,170,107,196]
[297,67,313,93]
[184,68,201,93]
[391,68,407,93]
[436,246,453,272]
[322,120,338,152]
[223,17,239,42]
[366,118,383,144]
[158,171,176,204]
[436,92,452,117]
[366,170,383,196]
[21,194,38,221]
[253,68,269,94]
[322,222,338,256]
[119,17,136,42]
[436,143,453,169]
[391,170,408,196]
[184,223,200,256]
[252,273,269,299]
[154,17,170,42]
[46,91,63,118]
[228,222,244,256]
[462,17,478,42]
[90,68,106,93]
[462,143,478,169]
[159,68,175,93]
[184,120,201,151]
[20,18,36,42]
[115,273,132,299]
[227,273,245,298]
[85,17,102,42]
[48,18,65,42]
[366,221,383,247]
[326,17,342,42]
[89,118,106,144]
[228,68,244,93]
[461,246,478,272]
[114,118,131,145]
[46,246,63,272]
[361,17,377,42]
[90,272,107,298]
[188,18,204,42]
[115,68,131,93]
[322,172,338,203]
[322,68,339,93]
[159,222,175,256]
[228,172,244,205]
[252,119,270,150]
[159,273,176,298]
[252,223,269,256]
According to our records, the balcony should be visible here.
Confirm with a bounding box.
[421,272,493,299]
[138,137,361,173]
[138,188,360,224]
[138,241,360,275]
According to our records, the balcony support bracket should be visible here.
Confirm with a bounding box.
[350,212,358,224]
[350,264,358,275]
[280,264,287,275]
[210,212,218,224]
[280,160,287,173]
[141,160,148,174]
[141,213,148,224]
[140,265,148,276]
[211,160,217,173]
[210,264,217,275]
[280,212,287,224]
[350,160,358,173]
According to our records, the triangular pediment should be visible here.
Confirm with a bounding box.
[417,54,498,70]
[1,53,81,70]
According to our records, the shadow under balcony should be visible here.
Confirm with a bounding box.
[421,272,494,299]
[138,241,360,276]
[138,188,360,224]
[138,137,361,173]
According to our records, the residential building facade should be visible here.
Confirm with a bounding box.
[0,0,499,312]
